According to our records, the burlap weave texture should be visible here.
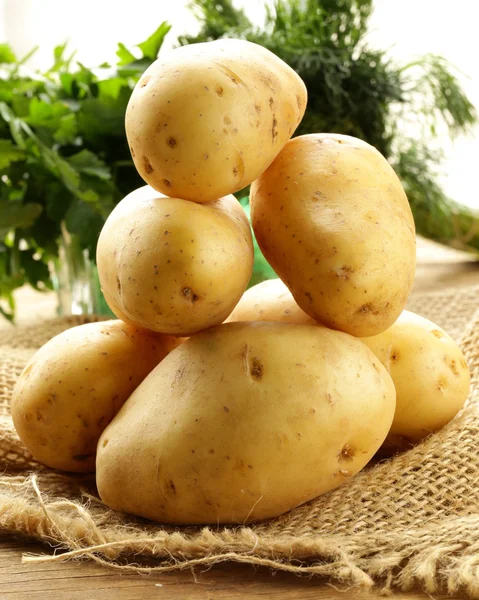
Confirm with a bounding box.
[0,286,478,596]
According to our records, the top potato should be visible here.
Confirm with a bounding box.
[126,39,307,202]
[250,134,416,337]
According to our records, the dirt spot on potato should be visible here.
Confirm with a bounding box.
[163,179,172,188]
[166,479,177,496]
[357,303,379,316]
[224,406,230,413]
[271,116,278,142]
[445,356,459,375]
[304,292,313,304]
[129,146,135,158]
[437,376,448,392]
[432,329,444,339]
[337,266,355,280]
[224,116,232,125]
[269,97,274,109]
[390,349,400,362]
[339,444,355,461]
[174,365,186,384]
[216,86,224,96]
[143,156,153,174]
[182,287,199,302]
[140,76,150,88]
[250,358,263,380]
[254,104,261,114]
[36,411,45,423]
[102,439,109,448]
[203,153,209,160]
[296,94,303,110]
[167,137,177,148]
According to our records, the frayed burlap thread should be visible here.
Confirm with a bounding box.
[1,285,479,596]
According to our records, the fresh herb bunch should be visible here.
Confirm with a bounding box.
[180,0,479,249]
[0,25,170,320]
[1,2,478,321]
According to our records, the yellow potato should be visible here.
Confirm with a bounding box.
[228,284,470,450]
[96,322,395,524]
[250,133,416,337]
[11,320,178,472]
[97,186,253,335]
[226,278,316,325]
[126,39,307,202]
[361,311,470,449]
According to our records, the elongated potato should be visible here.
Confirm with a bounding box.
[228,283,470,449]
[97,322,395,524]
[11,320,178,472]
[97,186,253,335]
[250,134,416,337]
[126,39,307,202]
[361,311,470,449]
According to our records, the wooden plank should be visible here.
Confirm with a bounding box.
[0,534,465,600]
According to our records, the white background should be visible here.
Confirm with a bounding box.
[1,0,478,209]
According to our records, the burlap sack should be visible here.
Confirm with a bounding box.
[1,286,478,597]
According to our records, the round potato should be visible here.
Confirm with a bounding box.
[11,320,178,472]
[126,39,307,202]
[96,322,395,524]
[97,186,253,335]
[226,278,316,325]
[361,311,470,449]
[250,133,416,337]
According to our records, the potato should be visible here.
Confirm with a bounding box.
[361,311,470,449]
[97,186,253,335]
[226,278,316,325]
[96,322,395,524]
[126,39,307,202]
[11,320,178,472]
[228,284,470,450]
[250,133,416,337]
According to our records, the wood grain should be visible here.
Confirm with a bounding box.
[1,237,477,598]
[0,534,464,600]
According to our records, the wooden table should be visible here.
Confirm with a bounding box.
[1,238,478,599]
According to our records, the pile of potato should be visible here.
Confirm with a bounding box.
[12,40,470,525]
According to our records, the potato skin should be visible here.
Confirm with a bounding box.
[11,320,178,472]
[361,310,470,448]
[250,134,416,337]
[126,39,307,202]
[226,278,316,325]
[97,186,253,335]
[228,284,470,450]
[96,322,395,524]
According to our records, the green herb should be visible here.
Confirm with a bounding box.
[0,25,170,320]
